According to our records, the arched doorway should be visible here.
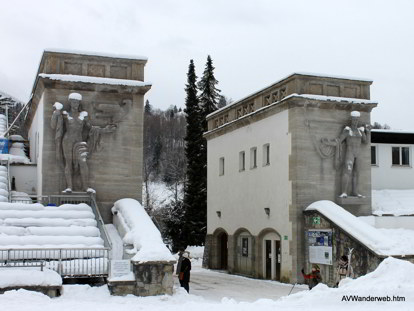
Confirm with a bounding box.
[218,232,228,269]
[234,228,254,276]
[262,231,281,281]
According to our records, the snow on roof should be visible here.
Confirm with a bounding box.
[44,48,148,61]
[205,93,377,136]
[306,200,414,256]
[39,73,152,87]
[372,189,414,216]
[111,199,175,263]
[208,72,373,118]
[0,268,62,287]
[208,92,377,119]
[372,129,414,134]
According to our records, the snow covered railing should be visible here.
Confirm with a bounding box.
[0,247,109,278]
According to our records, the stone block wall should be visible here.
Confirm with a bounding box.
[108,262,174,296]
[303,210,414,287]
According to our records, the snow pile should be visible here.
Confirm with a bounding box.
[306,200,414,256]
[39,73,152,87]
[0,165,8,202]
[8,135,25,141]
[111,198,175,263]
[0,116,30,163]
[372,189,414,215]
[0,114,6,136]
[0,202,104,249]
[0,268,62,287]
[281,257,414,308]
[185,246,204,259]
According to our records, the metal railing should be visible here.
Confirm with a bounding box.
[4,193,112,277]
[0,248,109,277]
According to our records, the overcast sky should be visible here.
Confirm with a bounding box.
[1,0,413,128]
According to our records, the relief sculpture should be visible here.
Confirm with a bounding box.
[51,92,130,193]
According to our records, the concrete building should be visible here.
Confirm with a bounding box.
[204,73,377,283]
[25,49,151,222]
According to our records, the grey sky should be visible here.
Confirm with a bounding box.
[1,0,413,128]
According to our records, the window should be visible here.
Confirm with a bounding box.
[241,237,249,257]
[219,157,225,175]
[250,147,257,169]
[392,146,410,166]
[263,144,270,166]
[239,151,245,171]
[371,145,377,166]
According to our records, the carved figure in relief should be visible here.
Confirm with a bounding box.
[338,111,371,198]
[51,93,117,193]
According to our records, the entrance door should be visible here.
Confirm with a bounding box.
[265,240,272,279]
[263,232,281,281]
[275,240,281,281]
[219,232,228,269]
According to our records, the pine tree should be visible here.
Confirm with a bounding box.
[198,55,221,131]
[182,60,205,247]
[188,55,220,246]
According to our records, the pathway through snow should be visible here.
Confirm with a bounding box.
[176,260,307,302]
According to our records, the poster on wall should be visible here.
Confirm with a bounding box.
[0,139,9,154]
[308,229,332,265]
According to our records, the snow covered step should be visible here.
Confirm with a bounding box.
[0,203,93,212]
[2,218,97,227]
[0,226,100,237]
[0,210,95,219]
[0,235,104,247]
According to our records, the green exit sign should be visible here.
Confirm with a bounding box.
[312,217,321,225]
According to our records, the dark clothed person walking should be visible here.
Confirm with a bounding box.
[179,252,191,293]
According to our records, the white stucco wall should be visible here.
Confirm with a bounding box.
[9,165,37,194]
[360,215,414,230]
[207,110,292,274]
[28,96,44,196]
[371,143,414,190]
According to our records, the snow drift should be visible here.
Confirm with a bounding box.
[111,198,175,263]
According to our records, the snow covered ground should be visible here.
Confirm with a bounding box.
[372,189,414,215]
[0,257,412,310]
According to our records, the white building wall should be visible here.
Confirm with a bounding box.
[9,165,37,194]
[27,96,44,196]
[372,143,414,190]
[207,110,292,272]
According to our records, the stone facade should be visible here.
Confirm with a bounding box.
[108,261,174,296]
[25,50,151,222]
[204,73,377,283]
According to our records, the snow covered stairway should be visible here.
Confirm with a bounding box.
[0,201,109,278]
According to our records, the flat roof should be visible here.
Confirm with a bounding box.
[44,48,148,61]
[208,72,373,118]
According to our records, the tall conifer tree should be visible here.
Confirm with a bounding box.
[182,60,205,246]
[195,55,221,245]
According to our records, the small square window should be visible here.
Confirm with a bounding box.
[219,157,225,176]
[392,146,410,166]
[250,147,257,169]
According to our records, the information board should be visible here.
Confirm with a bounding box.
[308,230,333,265]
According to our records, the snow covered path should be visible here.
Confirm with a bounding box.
[184,264,307,302]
